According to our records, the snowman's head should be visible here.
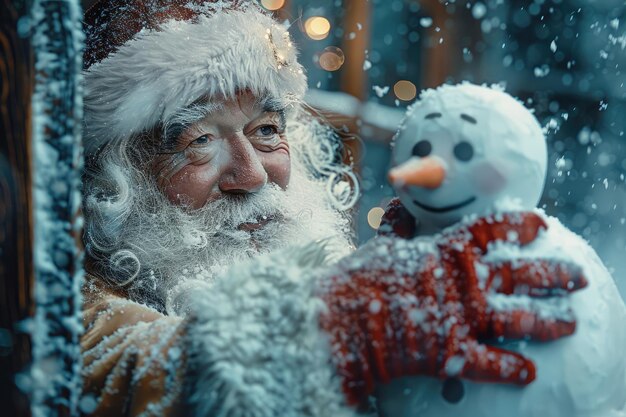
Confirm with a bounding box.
[390,83,547,231]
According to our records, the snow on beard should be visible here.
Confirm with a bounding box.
[108,165,352,312]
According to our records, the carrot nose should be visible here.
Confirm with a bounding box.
[388,156,447,189]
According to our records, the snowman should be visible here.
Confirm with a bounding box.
[377,83,626,417]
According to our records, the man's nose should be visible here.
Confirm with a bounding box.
[218,134,268,194]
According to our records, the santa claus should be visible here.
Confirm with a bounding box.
[80,1,586,416]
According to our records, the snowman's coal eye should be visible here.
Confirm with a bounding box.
[454,141,474,161]
[412,140,432,157]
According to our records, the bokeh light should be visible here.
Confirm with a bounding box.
[260,0,285,11]
[318,46,345,71]
[367,207,385,229]
[394,80,417,101]
[305,16,331,40]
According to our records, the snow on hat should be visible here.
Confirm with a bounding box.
[83,0,307,155]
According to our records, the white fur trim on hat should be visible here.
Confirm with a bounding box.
[84,8,307,155]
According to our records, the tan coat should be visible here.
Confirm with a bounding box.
[79,244,357,417]
[81,278,186,417]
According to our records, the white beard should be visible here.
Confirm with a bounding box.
[104,167,354,311]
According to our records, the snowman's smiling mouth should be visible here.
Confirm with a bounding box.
[413,196,477,213]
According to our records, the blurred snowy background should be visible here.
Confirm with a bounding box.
[83,0,626,299]
[274,0,626,300]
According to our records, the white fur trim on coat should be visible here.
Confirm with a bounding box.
[182,243,358,417]
[83,8,307,155]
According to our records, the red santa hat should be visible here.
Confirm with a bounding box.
[83,0,307,155]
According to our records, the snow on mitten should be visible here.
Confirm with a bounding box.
[317,212,588,406]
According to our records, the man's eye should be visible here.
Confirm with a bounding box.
[255,125,278,136]
[192,135,210,145]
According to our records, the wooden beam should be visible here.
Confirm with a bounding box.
[420,0,452,88]
[340,0,371,100]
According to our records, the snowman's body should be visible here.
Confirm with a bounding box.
[382,83,626,417]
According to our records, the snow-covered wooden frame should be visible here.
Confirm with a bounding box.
[0,0,84,416]
[30,1,84,415]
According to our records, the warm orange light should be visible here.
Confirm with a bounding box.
[318,46,345,71]
[305,16,331,40]
[367,207,385,230]
[260,0,285,11]
[394,80,417,101]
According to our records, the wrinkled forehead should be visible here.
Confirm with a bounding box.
[163,91,287,128]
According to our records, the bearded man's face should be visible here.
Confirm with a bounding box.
[82,91,354,309]
[153,91,291,215]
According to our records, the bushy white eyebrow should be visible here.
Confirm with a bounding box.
[164,101,224,133]
[161,102,224,149]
